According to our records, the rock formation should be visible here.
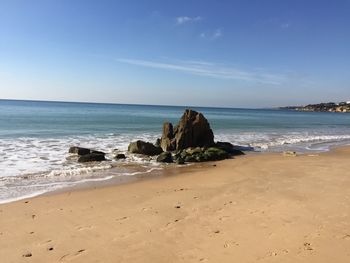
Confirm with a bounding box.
[160,109,215,152]
[72,109,245,165]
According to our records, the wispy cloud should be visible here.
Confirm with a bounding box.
[117,58,286,85]
[176,16,202,25]
[213,28,222,39]
[200,28,223,40]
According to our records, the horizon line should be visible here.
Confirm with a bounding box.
[0,98,277,110]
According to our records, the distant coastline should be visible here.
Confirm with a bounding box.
[280,101,350,113]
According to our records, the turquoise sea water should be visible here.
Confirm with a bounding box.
[1,99,350,203]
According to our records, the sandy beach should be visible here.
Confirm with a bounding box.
[1,147,350,262]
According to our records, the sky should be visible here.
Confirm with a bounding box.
[0,0,349,108]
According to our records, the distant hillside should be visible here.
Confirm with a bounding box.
[281,102,350,113]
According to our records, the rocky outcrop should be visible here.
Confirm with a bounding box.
[215,142,245,156]
[174,147,229,163]
[156,152,173,163]
[128,140,163,156]
[78,153,106,162]
[160,109,214,152]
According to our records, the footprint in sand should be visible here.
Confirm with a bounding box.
[303,242,313,251]
[76,226,94,231]
[115,216,128,221]
[223,241,239,248]
[342,234,350,240]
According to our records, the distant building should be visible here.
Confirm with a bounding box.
[347,101,350,104]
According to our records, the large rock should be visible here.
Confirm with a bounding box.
[160,109,214,151]
[160,122,176,151]
[128,140,163,156]
[78,153,106,162]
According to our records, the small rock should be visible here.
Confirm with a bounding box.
[69,146,105,156]
[69,146,91,155]
[156,152,173,163]
[283,151,297,157]
[176,158,185,165]
[154,138,161,147]
[115,153,126,159]
[78,153,106,163]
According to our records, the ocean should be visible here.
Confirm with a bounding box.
[1,99,350,203]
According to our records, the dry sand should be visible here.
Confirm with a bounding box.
[1,147,350,263]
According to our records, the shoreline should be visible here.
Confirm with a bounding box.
[1,146,350,262]
[0,143,347,205]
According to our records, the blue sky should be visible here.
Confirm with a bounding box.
[0,0,349,107]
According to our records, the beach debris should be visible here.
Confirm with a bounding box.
[22,252,32,257]
[115,153,126,159]
[283,151,297,157]
[128,140,163,156]
[156,151,173,163]
[78,153,106,163]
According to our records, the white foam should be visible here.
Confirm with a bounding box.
[118,167,163,176]
[0,175,115,204]
[0,133,160,178]
[215,132,350,151]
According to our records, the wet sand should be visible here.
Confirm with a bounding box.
[1,147,350,262]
